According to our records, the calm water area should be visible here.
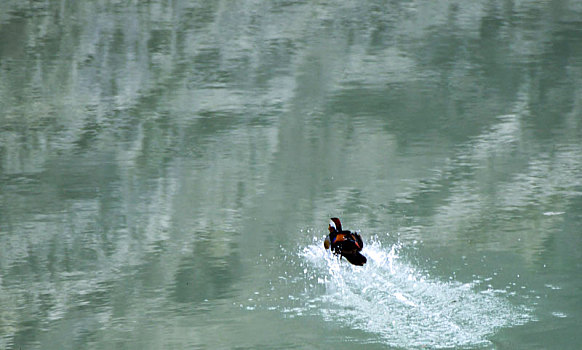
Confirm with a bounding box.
[1,1,581,349]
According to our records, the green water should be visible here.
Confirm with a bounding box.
[1,1,581,349]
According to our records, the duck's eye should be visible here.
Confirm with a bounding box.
[329,220,336,229]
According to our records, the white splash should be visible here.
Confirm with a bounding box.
[300,239,531,349]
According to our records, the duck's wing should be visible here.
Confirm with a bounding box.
[353,232,364,250]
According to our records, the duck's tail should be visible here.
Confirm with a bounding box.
[343,252,367,266]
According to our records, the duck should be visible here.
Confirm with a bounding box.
[324,217,367,266]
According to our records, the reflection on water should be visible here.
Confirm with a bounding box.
[172,230,241,305]
[1,0,581,349]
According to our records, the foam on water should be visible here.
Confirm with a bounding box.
[299,238,532,348]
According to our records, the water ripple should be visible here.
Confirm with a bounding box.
[299,239,532,349]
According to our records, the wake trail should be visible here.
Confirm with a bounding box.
[300,238,532,349]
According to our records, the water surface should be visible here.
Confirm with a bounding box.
[1,1,581,349]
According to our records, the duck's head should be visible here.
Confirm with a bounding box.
[328,217,342,233]
[324,217,342,250]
